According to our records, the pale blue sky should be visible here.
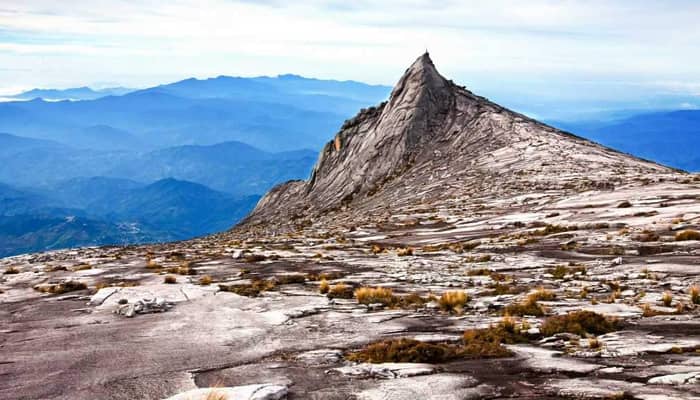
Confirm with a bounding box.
[2,0,700,119]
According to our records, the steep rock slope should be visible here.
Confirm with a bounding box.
[242,53,673,230]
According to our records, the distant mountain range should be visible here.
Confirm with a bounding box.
[2,70,698,257]
[0,75,391,151]
[0,178,259,257]
[0,133,317,195]
[9,86,134,101]
[0,74,390,256]
[551,110,700,172]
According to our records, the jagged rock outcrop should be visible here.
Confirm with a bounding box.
[240,52,673,230]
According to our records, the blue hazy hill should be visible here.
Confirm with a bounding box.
[552,110,700,172]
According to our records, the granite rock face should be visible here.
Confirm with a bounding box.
[243,52,671,229]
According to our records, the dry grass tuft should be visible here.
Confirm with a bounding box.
[662,291,673,307]
[326,282,354,299]
[438,291,469,313]
[146,259,161,269]
[691,285,700,305]
[72,263,92,271]
[528,287,556,302]
[199,275,213,285]
[588,338,602,349]
[204,390,228,400]
[163,275,177,284]
[4,266,20,274]
[355,287,396,306]
[396,247,414,256]
[319,278,330,294]
[676,230,700,241]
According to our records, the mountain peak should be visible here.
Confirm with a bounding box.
[387,52,451,110]
[240,54,672,231]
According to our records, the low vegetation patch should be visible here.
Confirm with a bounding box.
[547,265,586,279]
[486,283,527,296]
[163,275,177,284]
[534,224,577,236]
[326,282,354,299]
[219,279,276,297]
[396,247,414,256]
[463,317,531,346]
[166,262,197,275]
[540,311,618,337]
[394,293,433,309]
[72,264,92,271]
[676,230,700,241]
[634,231,660,242]
[306,271,345,281]
[243,254,268,263]
[34,280,87,294]
[465,254,492,263]
[4,266,20,274]
[466,268,491,276]
[527,287,557,302]
[346,330,514,364]
[346,338,465,363]
[503,296,546,317]
[274,274,306,285]
[198,275,213,285]
[370,244,385,254]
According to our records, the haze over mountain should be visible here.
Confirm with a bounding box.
[552,110,700,172]
[0,74,390,151]
[0,178,259,257]
[8,86,134,101]
[0,74,388,256]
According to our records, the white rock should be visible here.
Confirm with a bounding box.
[333,362,435,379]
[648,371,700,385]
[89,287,119,306]
[163,384,287,400]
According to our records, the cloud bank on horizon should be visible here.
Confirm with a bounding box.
[2,0,699,119]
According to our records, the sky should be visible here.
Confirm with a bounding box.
[2,0,700,119]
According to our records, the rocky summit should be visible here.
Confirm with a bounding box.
[3,54,700,400]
